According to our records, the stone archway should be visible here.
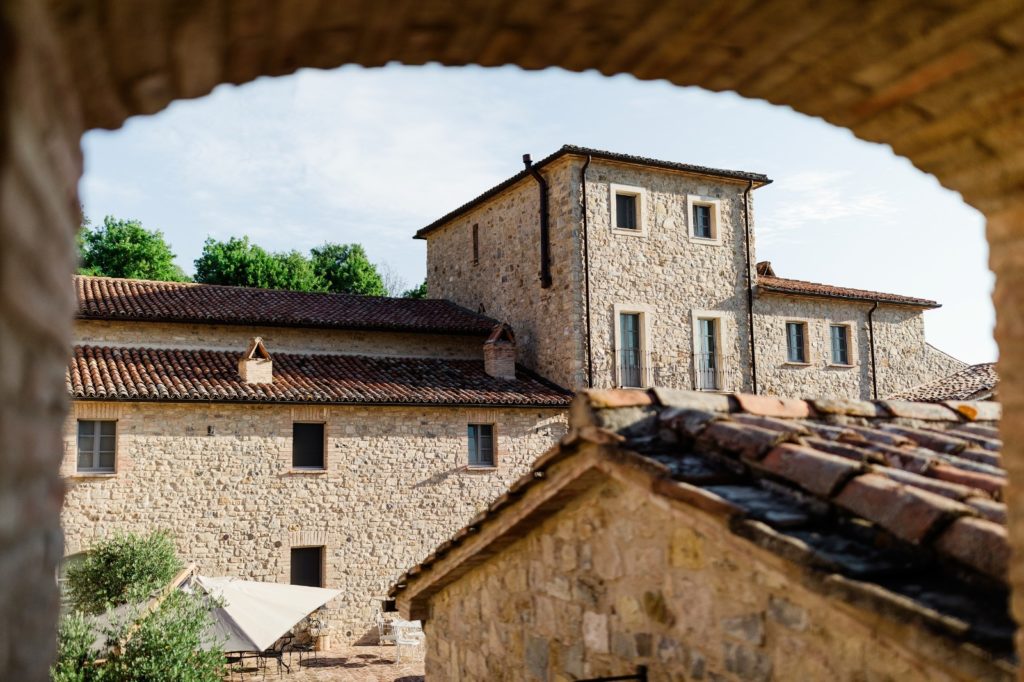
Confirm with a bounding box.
[4,1,1024,678]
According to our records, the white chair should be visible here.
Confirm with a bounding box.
[394,622,425,663]
[374,607,396,646]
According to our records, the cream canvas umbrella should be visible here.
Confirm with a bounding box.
[194,576,340,652]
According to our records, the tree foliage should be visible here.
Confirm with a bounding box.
[310,243,386,296]
[65,531,182,616]
[79,217,189,282]
[402,280,428,299]
[53,531,223,682]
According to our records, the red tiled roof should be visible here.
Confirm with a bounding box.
[891,363,998,402]
[757,275,940,308]
[392,389,1012,660]
[74,275,496,335]
[67,345,573,407]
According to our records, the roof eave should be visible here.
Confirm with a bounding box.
[756,285,940,310]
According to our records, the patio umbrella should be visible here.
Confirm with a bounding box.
[194,576,340,652]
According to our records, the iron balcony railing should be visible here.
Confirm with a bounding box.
[613,351,729,392]
[693,351,725,391]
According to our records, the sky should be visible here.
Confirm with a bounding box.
[80,64,995,364]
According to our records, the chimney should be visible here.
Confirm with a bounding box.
[238,337,273,384]
[484,323,517,380]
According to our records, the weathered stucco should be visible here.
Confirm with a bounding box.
[754,294,966,400]
[61,401,566,642]
[424,475,1008,681]
[74,319,485,359]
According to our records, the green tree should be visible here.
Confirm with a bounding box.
[310,243,386,296]
[79,216,189,282]
[65,531,182,616]
[402,280,428,299]
[194,237,326,292]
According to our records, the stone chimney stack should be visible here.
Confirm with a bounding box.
[484,323,517,380]
[238,337,273,384]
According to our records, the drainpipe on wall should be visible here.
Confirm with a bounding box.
[523,154,552,289]
[743,180,758,394]
[868,301,879,400]
[581,155,594,388]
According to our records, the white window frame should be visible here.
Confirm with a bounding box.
[690,310,730,392]
[784,320,812,365]
[609,184,647,237]
[76,419,117,474]
[613,303,653,388]
[828,323,856,367]
[686,195,723,245]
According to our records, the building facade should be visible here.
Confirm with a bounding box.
[421,145,964,399]
[61,276,571,640]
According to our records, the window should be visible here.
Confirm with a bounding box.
[472,223,479,264]
[786,322,808,363]
[693,204,712,239]
[695,318,720,390]
[77,420,115,473]
[290,547,323,587]
[830,325,850,365]
[615,194,638,229]
[619,312,643,388]
[467,424,495,467]
[292,423,325,469]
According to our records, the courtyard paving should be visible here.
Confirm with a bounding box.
[226,645,424,682]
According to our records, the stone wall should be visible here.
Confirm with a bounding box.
[74,319,484,360]
[754,295,966,400]
[583,159,756,393]
[424,475,1008,681]
[426,156,585,388]
[60,400,566,642]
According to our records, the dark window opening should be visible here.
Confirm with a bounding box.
[693,204,713,238]
[468,424,495,467]
[293,423,325,469]
[290,546,323,587]
[472,223,479,264]
[787,322,807,363]
[77,420,116,473]
[615,194,638,229]
[831,325,850,365]
[619,312,643,387]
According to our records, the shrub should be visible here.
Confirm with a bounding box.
[50,612,101,682]
[65,532,182,615]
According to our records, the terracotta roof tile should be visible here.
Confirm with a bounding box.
[757,274,939,308]
[891,363,998,402]
[756,444,865,497]
[66,345,573,407]
[934,516,1009,581]
[75,275,496,335]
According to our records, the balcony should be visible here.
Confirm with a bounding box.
[692,352,726,392]
[614,351,728,392]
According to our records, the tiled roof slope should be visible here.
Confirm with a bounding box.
[67,345,573,407]
[757,274,940,308]
[415,145,772,238]
[75,275,496,335]
[892,363,998,402]
[392,389,1013,662]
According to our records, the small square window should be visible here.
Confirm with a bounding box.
[468,424,495,467]
[293,423,325,469]
[786,322,808,363]
[290,546,323,587]
[615,194,638,229]
[830,325,850,365]
[693,204,713,239]
[77,420,116,473]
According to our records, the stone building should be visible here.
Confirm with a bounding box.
[420,145,963,400]
[61,275,571,641]
[391,388,1013,681]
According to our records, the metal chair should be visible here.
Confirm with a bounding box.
[259,636,291,678]
[394,622,425,663]
[290,617,322,668]
[374,608,396,646]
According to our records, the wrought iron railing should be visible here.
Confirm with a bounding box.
[616,348,646,388]
[693,351,725,391]
[611,351,730,392]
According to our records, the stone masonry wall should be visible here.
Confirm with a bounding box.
[74,319,484,359]
[60,401,566,643]
[425,475,1008,681]
[583,159,756,393]
[754,295,966,400]
[426,157,585,389]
